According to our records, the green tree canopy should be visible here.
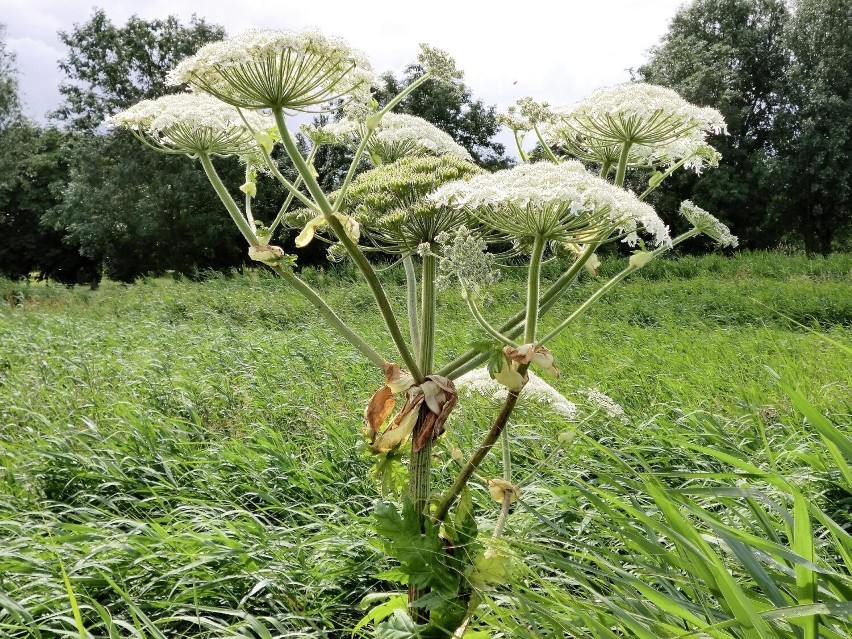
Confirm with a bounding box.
[0,24,21,130]
[772,0,852,254]
[47,11,277,281]
[0,24,98,284]
[54,10,225,131]
[636,0,790,249]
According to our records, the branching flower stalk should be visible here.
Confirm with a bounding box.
[273,106,424,381]
[438,243,599,378]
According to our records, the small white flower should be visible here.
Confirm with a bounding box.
[541,83,726,172]
[515,97,554,125]
[417,44,463,83]
[167,28,376,111]
[497,105,533,133]
[680,200,738,247]
[435,225,500,291]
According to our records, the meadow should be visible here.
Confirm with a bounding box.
[0,251,850,638]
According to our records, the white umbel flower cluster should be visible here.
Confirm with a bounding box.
[307,113,472,164]
[456,368,577,420]
[496,106,533,133]
[497,97,554,136]
[107,93,273,156]
[417,44,463,83]
[567,83,726,140]
[429,161,670,246]
[680,200,738,247]
[541,84,725,173]
[167,28,376,110]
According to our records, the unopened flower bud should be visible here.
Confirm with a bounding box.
[239,181,257,198]
[255,225,272,246]
[365,112,383,133]
[254,131,274,155]
[248,244,287,266]
[488,478,521,503]
[629,251,654,269]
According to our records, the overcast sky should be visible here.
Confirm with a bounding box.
[2,0,686,149]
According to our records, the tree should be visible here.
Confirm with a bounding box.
[636,0,790,249]
[3,126,102,286]
[47,11,271,281]
[0,24,20,130]
[53,10,225,131]
[773,0,852,254]
[0,25,97,284]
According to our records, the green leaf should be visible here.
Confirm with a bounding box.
[373,499,459,595]
[375,609,419,639]
[792,489,818,639]
[354,594,407,635]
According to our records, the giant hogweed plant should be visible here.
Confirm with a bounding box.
[111,28,737,637]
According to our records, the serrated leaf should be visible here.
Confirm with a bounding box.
[354,594,407,635]
[373,499,459,595]
[375,609,419,639]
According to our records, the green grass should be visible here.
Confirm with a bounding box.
[0,251,850,637]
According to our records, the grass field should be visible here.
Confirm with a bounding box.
[1,251,850,637]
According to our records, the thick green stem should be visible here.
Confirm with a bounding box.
[274,109,423,381]
[599,160,612,179]
[538,230,700,346]
[525,235,546,343]
[513,131,529,163]
[438,244,598,378]
[403,257,421,359]
[614,141,633,187]
[270,265,387,369]
[418,254,436,373]
[198,154,258,246]
[409,255,437,516]
[408,253,437,616]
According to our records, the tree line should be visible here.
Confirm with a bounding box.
[1,0,849,285]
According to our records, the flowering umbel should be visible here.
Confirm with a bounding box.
[167,28,376,111]
[680,200,738,247]
[304,112,472,164]
[108,93,274,157]
[541,83,725,173]
[429,161,670,247]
